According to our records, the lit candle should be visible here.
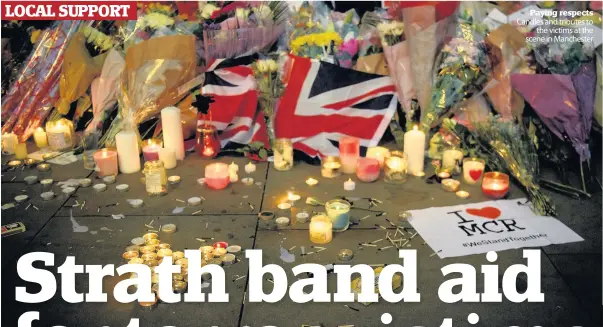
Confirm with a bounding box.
[161,107,185,160]
[229,171,239,183]
[343,178,355,191]
[46,119,74,151]
[203,146,215,157]
[321,156,342,178]
[33,128,48,148]
[325,199,351,232]
[115,130,140,174]
[245,162,256,174]
[384,151,408,184]
[158,148,177,169]
[205,163,230,190]
[481,172,510,199]
[404,125,425,176]
[229,162,239,174]
[309,214,332,244]
[287,192,301,203]
[462,158,485,185]
[14,143,28,160]
[339,136,360,174]
[305,177,318,186]
[441,179,460,192]
[356,158,380,182]
[93,148,118,177]
[2,132,18,154]
[142,139,161,162]
[273,138,294,171]
[442,147,464,173]
[366,146,390,168]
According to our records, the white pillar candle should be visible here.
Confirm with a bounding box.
[33,128,48,148]
[2,132,18,154]
[403,126,425,176]
[158,148,177,169]
[366,146,390,168]
[161,107,185,160]
[115,130,141,174]
[343,178,356,191]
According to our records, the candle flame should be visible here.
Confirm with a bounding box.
[413,125,418,131]
[36,127,44,132]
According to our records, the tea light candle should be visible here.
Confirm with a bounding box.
[276,217,290,228]
[205,163,230,190]
[229,171,239,183]
[33,127,48,148]
[321,156,341,178]
[93,183,107,192]
[94,148,118,177]
[441,179,460,192]
[115,130,140,174]
[14,143,28,160]
[277,202,292,218]
[356,157,380,182]
[188,197,202,206]
[102,175,116,184]
[229,162,239,174]
[481,172,510,199]
[79,178,92,187]
[339,136,360,174]
[129,199,144,208]
[296,211,310,223]
[62,187,76,195]
[24,176,38,185]
[158,148,177,169]
[305,177,318,186]
[366,146,390,168]
[463,158,486,185]
[7,160,22,167]
[242,177,254,186]
[2,132,18,154]
[344,178,355,191]
[161,107,185,160]
[41,191,55,201]
[442,148,463,172]
[384,151,408,184]
[404,125,425,176]
[15,195,28,203]
[244,162,256,174]
[456,190,470,199]
[325,199,351,232]
[116,184,129,192]
[287,192,301,203]
[222,253,236,265]
[309,215,332,244]
[142,139,162,162]
[168,175,181,185]
[40,178,53,187]
[36,163,50,172]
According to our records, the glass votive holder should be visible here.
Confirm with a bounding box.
[384,151,408,184]
[481,172,510,199]
[321,156,342,178]
[325,199,351,232]
[442,146,463,174]
[309,214,332,244]
[45,118,74,151]
[195,125,221,158]
[463,158,486,185]
[273,138,294,171]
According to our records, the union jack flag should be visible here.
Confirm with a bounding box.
[201,55,398,158]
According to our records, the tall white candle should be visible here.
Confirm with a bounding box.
[403,126,425,176]
[115,130,140,174]
[158,148,177,169]
[161,107,185,160]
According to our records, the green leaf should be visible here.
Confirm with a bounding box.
[259,148,268,159]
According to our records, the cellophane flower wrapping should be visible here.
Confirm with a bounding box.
[250,57,285,144]
[1,20,81,142]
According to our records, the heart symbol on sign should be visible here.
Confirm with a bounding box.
[469,169,483,181]
[466,207,501,219]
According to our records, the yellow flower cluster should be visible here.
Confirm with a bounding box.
[290,32,343,54]
[82,26,114,51]
[144,2,174,15]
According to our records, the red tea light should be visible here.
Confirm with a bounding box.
[213,241,228,249]
[356,157,380,182]
[481,172,510,199]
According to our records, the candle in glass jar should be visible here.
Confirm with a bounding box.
[309,214,332,244]
[2,133,18,154]
[46,119,74,151]
[356,158,380,182]
[142,139,162,162]
[404,126,425,176]
[384,151,408,184]
[325,199,351,232]
[205,163,230,190]
[273,138,294,171]
[463,158,485,184]
[321,156,341,178]
[442,148,464,173]
[366,146,390,168]
[339,136,360,174]
[94,149,118,177]
[481,172,510,199]
[33,128,48,148]
[158,148,177,169]
[14,143,28,160]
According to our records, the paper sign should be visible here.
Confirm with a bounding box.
[408,199,583,258]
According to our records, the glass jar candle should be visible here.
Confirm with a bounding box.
[273,138,294,171]
[463,158,486,184]
[93,148,118,177]
[384,151,408,184]
[143,160,168,197]
[366,146,390,168]
[325,199,351,232]
[321,156,342,178]
[142,139,162,162]
[481,172,510,199]
[442,147,464,174]
[309,214,333,244]
[45,119,74,151]
[196,125,221,158]
[205,163,230,190]
[356,158,380,182]
[339,136,359,174]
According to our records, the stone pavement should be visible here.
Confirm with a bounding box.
[1,145,600,327]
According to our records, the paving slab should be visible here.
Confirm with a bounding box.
[263,161,526,230]
[55,155,268,217]
[1,214,256,327]
[1,182,70,265]
[241,229,591,327]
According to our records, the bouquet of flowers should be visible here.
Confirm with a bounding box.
[250,58,285,144]
[420,20,490,134]
[290,31,343,61]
